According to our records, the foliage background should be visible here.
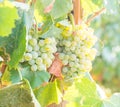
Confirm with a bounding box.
[91,3,120,92]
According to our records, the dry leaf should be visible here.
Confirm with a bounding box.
[48,53,63,79]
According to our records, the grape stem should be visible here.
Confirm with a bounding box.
[0,63,7,87]
[86,8,106,25]
[0,63,7,74]
[49,74,55,82]
[68,13,75,29]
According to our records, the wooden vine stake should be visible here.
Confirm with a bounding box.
[73,0,83,25]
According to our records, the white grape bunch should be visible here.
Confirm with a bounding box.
[21,35,57,72]
[56,22,98,80]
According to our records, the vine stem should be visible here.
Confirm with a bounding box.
[0,63,7,74]
[73,0,83,25]
[86,7,106,25]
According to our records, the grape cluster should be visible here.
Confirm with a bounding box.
[21,35,57,72]
[56,23,98,80]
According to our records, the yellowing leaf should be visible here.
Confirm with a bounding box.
[34,80,62,107]
[0,1,19,36]
[81,0,99,18]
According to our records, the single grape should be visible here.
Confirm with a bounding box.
[28,59,35,65]
[29,38,37,46]
[37,64,46,71]
[26,45,33,52]
[36,57,43,65]
[31,51,39,59]
[24,53,32,61]
[34,45,39,51]
[31,64,37,71]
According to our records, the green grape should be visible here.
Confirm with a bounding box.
[48,54,55,60]
[24,53,32,61]
[44,38,52,44]
[69,61,75,67]
[59,53,65,60]
[70,67,77,72]
[36,57,43,65]
[37,64,46,71]
[70,46,76,51]
[26,45,33,52]
[69,54,77,61]
[31,51,39,59]
[29,38,37,46]
[65,41,71,47]
[62,59,68,65]
[39,40,45,47]
[31,64,37,71]
[28,59,35,65]
[43,58,52,68]
[62,67,69,73]
[34,45,39,51]
[41,53,48,59]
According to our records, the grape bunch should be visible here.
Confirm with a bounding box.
[56,23,98,80]
[21,35,57,72]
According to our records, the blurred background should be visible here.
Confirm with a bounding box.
[91,8,120,93]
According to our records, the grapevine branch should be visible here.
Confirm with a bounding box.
[86,8,106,24]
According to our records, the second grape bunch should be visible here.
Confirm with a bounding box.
[22,35,57,72]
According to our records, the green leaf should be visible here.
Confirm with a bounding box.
[34,80,62,107]
[103,93,120,107]
[50,0,73,19]
[20,65,50,89]
[64,77,102,107]
[41,25,62,38]
[1,67,21,84]
[81,0,100,18]
[10,69,21,83]
[92,0,103,7]
[0,19,26,68]
[0,1,19,36]
[0,80,41,107]
[35,0,73,19]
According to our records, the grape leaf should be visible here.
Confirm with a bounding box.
[1,63,50,88]
[64,77,103,107]
[34,80,62,107]
[0,80,41,107]
[24,6,34,31]
[103,93,120,107]
[48,53,63,79]
[1,68,20,85]
[81,0,100,18]
[41,25,62,38]
[50,0,73,19]
[20,65,50,89]
[0,1,19,36]
[92,0,103,7]
[0,19,26,69]
[35,0,73,19]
